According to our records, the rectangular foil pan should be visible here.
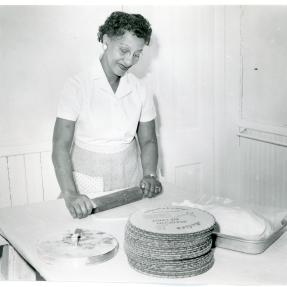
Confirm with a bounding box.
[213,216,287,254]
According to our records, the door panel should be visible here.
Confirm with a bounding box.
[124,6,217,198]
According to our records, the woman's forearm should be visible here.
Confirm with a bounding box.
[52,118,78,197]
[52,144,78,197]
[140,137,158,176]
[139,134,162,198]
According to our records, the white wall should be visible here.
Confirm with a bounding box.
[0,6,119,154]
[241,6,287,127]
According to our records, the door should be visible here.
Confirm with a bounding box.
[124,6,219,199]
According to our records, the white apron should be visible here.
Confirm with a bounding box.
[70,139,143,198]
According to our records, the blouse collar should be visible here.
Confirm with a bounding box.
[90,56,133,98]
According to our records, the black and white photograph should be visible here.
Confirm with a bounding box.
[0,2,287,286]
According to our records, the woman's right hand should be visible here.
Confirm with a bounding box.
[63,193,96,219]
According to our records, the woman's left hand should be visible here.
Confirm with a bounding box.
[140,175,162,198]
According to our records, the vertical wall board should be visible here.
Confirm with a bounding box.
[41,151,61,201]
[0,157,11,208]
[217,6,241,201]
[7,156,27,206]
[239,134,287,208]
[24,153,43,204]
[214,6,239,199]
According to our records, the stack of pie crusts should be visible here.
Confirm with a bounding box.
[124,206,216,278]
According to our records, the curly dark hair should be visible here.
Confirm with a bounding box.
[98,11,152,45]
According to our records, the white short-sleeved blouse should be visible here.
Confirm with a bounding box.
[57,58,156,154]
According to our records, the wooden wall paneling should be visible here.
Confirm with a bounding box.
[196,6,216,196]
[7,155,28,207]
[218,6,242,200]
[0,157,11,208]
[24,153,43,204]
[213,6,230,198]
[41,151,61,201]
[239,134,287,208]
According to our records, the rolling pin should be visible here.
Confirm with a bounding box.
[91,186,144,213]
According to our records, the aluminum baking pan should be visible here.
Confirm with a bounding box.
[213,216,287,254]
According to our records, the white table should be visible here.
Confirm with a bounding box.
[0,182,287,284]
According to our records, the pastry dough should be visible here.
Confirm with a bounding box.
[173,200,272,240]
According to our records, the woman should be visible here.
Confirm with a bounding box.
[52,11,162,219]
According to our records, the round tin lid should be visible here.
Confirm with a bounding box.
[128,206,215,235]
[37,228,118,266]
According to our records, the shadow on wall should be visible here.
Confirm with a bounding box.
[130,34,160,78]
[130,35,165,177]
[153,96,165,178]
